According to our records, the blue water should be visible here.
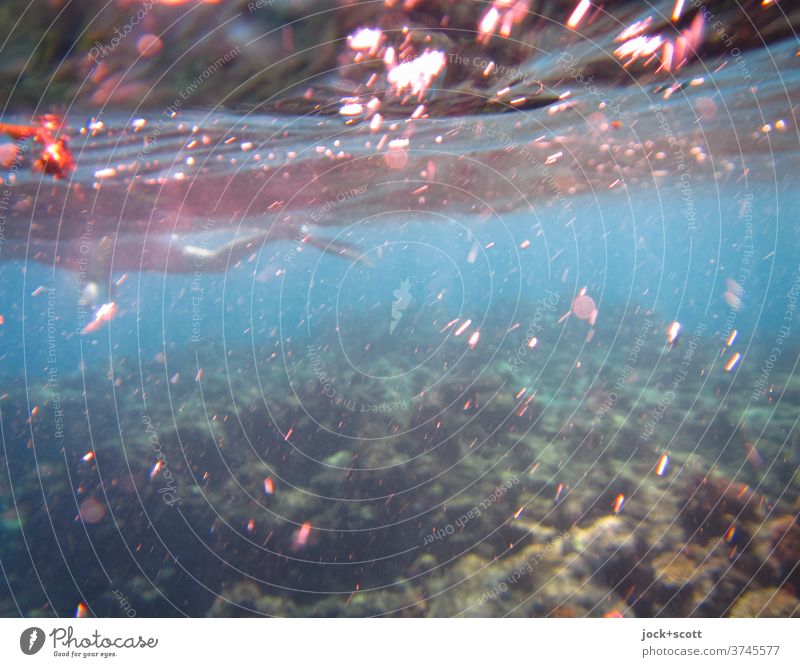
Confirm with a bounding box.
[3,180,793,371]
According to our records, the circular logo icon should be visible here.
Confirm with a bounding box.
[20,627,45,655]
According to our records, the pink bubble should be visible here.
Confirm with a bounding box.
[78,498,106,524]
[384,148,408,169]
[137,34,163,58]
[695,97,717,120]
[572,294,597,321]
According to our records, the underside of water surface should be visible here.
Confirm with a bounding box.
[1,0,799,618]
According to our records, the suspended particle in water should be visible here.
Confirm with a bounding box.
[293,522,312,549]
[667,321,681,346]
[744,442,764,469]
[0,143,19,167]
[82,301,117,334]
[466,241,479,264]
[339,103,364,117]
[724,278,744,311]
[454,319,472,336]
[479,6,499,38]
[35,138,74,179]
[567,0,591,29]
[655,453,670,477]
[440,318,458,333]
[724,291,742,311]
[347,28,383,55]
[386,50,446,97]
[724,352,741,372]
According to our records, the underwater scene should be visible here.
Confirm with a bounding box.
[1,0,799,620]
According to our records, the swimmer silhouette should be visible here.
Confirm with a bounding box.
[2,223,367,303]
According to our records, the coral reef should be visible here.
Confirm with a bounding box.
[1,304,798,617]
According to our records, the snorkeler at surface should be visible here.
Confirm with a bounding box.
[1,223,367,303]
[4,223,365,272]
